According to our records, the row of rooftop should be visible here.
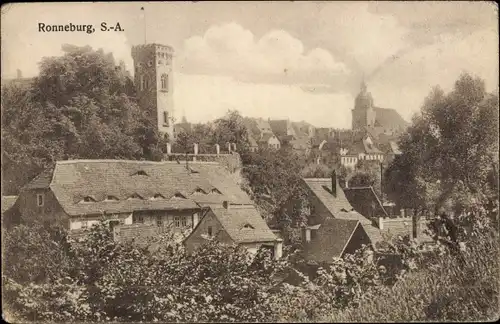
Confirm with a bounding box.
[2,158,435,264]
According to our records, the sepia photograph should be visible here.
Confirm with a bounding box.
[1,1,499,322]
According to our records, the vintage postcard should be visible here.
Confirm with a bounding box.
[1,1,499,323]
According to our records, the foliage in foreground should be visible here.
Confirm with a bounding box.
[4,207,499,323]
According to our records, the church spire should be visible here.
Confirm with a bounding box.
[360,73,367,93]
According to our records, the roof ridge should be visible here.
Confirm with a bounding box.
[56,159,220,165]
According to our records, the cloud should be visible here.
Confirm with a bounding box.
[366,27,499,120]
[177,22,349,82]
[174,73,354,128]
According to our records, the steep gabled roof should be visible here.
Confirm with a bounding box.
[269,120,296,138]
[344,186,388,218]
[2,196,18,213]
[258,133,278,143]
[23,160,253,216]
[304,218,361,262]
[210,205,277,243]
[374,107,409,130]
[302,178,383,245]
[302,178,355,216]
[22,167,54,190]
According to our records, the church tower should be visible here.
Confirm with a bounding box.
[352,80,376,130]
[131,43,175,140]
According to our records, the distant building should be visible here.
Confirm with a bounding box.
[352,81,408,132]
[257,133,281,150]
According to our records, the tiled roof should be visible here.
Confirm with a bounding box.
[305,218,360,262]
[303,178,355,217]
[269,120,296,138]
[248,135,258,147]
[25,160,253,216]
[303,178,383,245]
[2,196,18,213]
[290,136,310,150]
[374,107,409,130]
[259,133,278,143]
[344,186,388,218]
[210,205,277,243]
[23,167,54,190]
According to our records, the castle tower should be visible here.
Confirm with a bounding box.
[352,80,376,130]
[131,43,175,140]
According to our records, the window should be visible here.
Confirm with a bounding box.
[133,214,144,224]
[207,226,213,237]
[156,215,163,226]
[193,188,206,194]
[174,216,181,228]
[148,60,153,67]
[37,193,44,207]
[181,216,187,227]
[163,111,169,126]
[140,75,145,90]
[172,192,186,199]
[161,74,168,90]
[128,193,143,200]
[82,196,96,203]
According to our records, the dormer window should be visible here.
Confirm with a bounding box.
[242,224,255,229]
[171,192,186,199]
[151,193,165,200]
[210,188,222,194]
[105,195,119,201]
[132,170,148,176]
[128,193,143,200]
[193,187,206,195]
[81,196,96,203]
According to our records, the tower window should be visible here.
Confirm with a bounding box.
[161,74,168,90]
[140,75,145,91]
[163,111,169,126]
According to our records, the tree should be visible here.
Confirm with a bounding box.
[211,110,251,151]
[1,45,168,194]
[385,73,499,214]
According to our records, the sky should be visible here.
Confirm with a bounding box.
[1,2,498,128]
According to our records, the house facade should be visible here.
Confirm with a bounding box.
[17,159,280,255]
[184,201,281,259]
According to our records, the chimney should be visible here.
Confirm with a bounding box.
[222,201,230,209]
[412,213,419,239]
[193,143,198,162]
[16,69,22,79]
[331,170,337,197]
[302,227,311,243]
[378,217,384,230]
[192,212,199,229]
[274,238,283,260]
[166,143,172,155]
[228,142,232,153]
[400,209,405,218]
[232,143,237,151]
[215,144,220,155]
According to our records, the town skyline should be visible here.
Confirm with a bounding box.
[2,2,498,128]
